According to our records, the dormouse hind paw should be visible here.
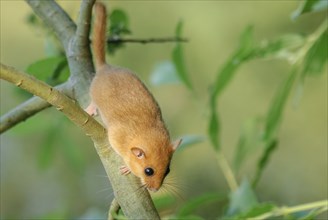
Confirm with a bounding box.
[120,166,131,175]
[85,102,98,116]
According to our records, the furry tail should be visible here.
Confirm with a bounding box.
[93,2,107,69]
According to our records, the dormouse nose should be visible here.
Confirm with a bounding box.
[147,181,162,192]
[148,187,159,192]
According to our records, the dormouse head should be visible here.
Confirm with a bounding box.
[126,138,182,192]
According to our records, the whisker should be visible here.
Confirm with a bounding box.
[164,183,185,202]
[133,183,148,195]
[165,175,191,194]
[163,174,190,202]
[106,191,115,200]
[96,187,113,194]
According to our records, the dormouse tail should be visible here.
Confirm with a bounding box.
[93,2,107,70]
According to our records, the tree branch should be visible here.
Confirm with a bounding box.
[4,1,187,132]
[7,1,161,218]
[0,63,160,219]
[108,36,188,44]
[1,0,95,134]
[75,0,95,48]
[25,0,76,50]
[0,82,71,134]
[66,0,95,105]
[0,0,84,133]
[26,0,94,106]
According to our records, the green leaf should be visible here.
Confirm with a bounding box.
[292,21,327,107]
[226,179,258,216]
[175,19,183,36]
[208,109,220,150]
[107,9,131,54]
[233,117,263,172]
[252,139,278,187]
[176,134,205,152]
[211,26,254,98]
[263,69,297,142]
[254,34,305,60]
[240,203,276,218]
[26,56,69,86]
[208,26,254,151]
[177,192,226,217]
[224,203,276,220]
[257,140,278,175]
[109,9,131,37]
[302,29,328,76]
[172,20,193,90]
[149,61,181,86]
[292,0,328,19]
[107,41,125,55]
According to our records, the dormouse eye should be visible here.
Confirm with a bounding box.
[144,167,154,176]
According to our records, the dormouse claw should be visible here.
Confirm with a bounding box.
[85,102,98,116]
[120,166,131,175]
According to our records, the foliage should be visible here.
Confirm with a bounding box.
[107,9,131,54]
[172,20,193,90]
[26,56,69,86]
[3,0,327,219]
[149,0,327,219]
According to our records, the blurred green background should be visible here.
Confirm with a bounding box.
[0,0,327,219]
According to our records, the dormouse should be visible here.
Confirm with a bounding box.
[85,2,181,192]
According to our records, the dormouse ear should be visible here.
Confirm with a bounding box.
[171,139,182,151]
[131,147,145,159]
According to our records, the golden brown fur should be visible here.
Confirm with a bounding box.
[86,2,181,191]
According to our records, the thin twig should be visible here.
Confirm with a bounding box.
[107,37,188,44]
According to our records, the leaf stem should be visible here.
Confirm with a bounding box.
[291,18,327,65]
[249,200,328,220]
[216,151,239,191]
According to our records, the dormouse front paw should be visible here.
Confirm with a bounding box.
[85,102,98,116]
[120,166,131,175]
